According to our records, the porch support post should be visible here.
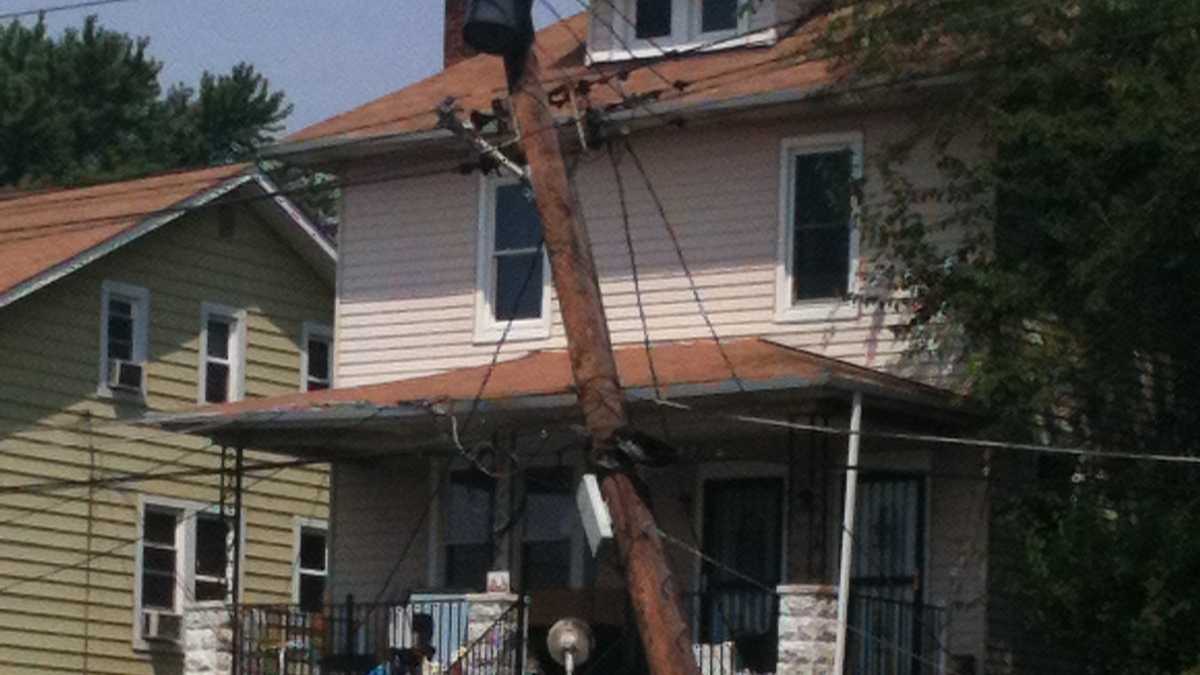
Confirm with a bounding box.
[833,392,863,675]
[231,447,244,675]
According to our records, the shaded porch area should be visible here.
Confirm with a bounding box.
[146,338,981,675]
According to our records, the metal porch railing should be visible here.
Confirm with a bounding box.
[846,593,948,675]
[447,600,526,674]
[237,594,474,675]
[689,589,780,675]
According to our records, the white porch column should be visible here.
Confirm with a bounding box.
[833,391,863,675]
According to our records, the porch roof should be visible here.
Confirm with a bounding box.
[142,338,966,456]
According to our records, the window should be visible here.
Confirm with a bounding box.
[199,303,245,403]
[521,468,575,591]
[140,507,180,612]
[301,323,333,391]
[474,178,550,341]
[194,512,231,602]
[596,0,771,62]
[294,521,328,612]
[99,281,149,397]
[135,498,241,648]
[775,133,863,322]
[444,470,495,590]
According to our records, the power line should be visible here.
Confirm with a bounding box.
[652,397,1200,466]
[608,142,662,400]
[0,0,131,21]
[620,137,745,392]
[0,462,289,598]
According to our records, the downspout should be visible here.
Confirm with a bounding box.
[232,447,244,675]
[834,392,863,674]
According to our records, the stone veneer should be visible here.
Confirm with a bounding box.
[183,603,234,675]
[775,585,838,675]
[460,592,524,674]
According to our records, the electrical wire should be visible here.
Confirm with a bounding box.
[620,137,746,393]
[0,0,131,21]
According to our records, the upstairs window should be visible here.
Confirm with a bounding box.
[599,0,766,61]
[635,0,672,38]
[444,470,495,590]
[302,323,333,391]
[776,133,863,321]
[295,521,328,612]
[475,179,550,342]
[99,281,149,397]
[700,0,737,33]
[199,304,245,404]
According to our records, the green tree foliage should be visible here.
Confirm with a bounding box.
[823,0,1200,672]
[0,15,291,187]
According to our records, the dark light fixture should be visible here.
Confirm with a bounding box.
[463,0,534,56]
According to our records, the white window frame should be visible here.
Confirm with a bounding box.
[292,517,329,607]
[132,496,245,650]
[774,132,865,323]
[589,0,776,63]
[198,302,247,404]
[98,280,150,398]
[473,175,552,343]
[300,322,334,392]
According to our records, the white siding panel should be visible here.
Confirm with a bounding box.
[337,113,950,387]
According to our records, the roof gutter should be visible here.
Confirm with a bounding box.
[262,72,964,168]
[260,128,457,166]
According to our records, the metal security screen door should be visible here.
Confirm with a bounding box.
[849,475,938,675]
[699,478,783,645]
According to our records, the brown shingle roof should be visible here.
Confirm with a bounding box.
[186,337,956,419]
[0,164,249,307]
[286,12,839,146]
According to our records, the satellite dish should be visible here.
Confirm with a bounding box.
[547,618,593,675]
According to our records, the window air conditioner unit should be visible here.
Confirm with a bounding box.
[142,609,183,642]
[108,359,145,393]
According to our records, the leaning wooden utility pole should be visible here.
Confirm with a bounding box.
[465,6,700,675]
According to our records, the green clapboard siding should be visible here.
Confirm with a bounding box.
[0,193,332,675]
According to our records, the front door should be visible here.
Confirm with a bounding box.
[699,478,783,645]
[849,474,929,675]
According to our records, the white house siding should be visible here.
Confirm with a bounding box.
[336,111,953,388]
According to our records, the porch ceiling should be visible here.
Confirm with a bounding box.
[139,338,969,458]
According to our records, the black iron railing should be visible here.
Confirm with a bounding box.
[237,594,473,675]
[847,593,947,675]
[447,600,525,675]
[686,589,780,675]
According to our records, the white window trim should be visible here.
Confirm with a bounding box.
[98,280,150,399]
[473,175,552,343]
[300,322,334,392]
[132,495,245,651]
[291,517,329,605]
[198,302,247,404]
[588,0,776,63]
[692,462,789,594]
[774,131,865,324]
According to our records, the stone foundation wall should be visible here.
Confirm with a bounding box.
[776,585,838,675]
[183,603,234,675]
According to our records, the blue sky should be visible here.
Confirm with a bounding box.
[8,0,582,133]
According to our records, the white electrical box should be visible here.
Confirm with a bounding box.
[576,474,613,558]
